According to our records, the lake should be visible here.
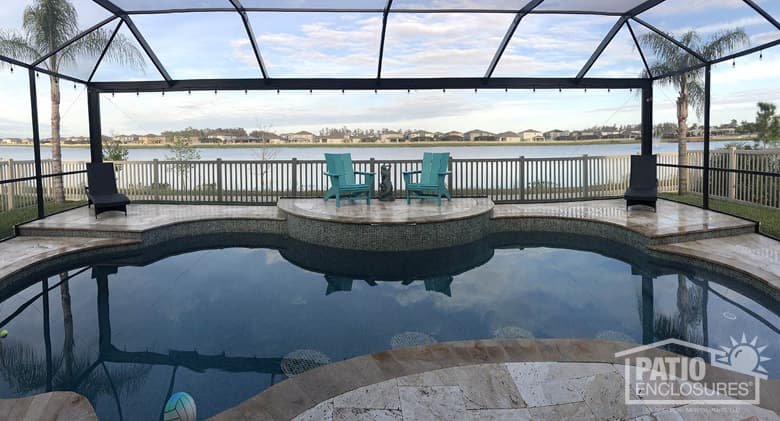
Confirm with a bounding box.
[0,141,737,162]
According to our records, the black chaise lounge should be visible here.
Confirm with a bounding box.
[86,162,130,218]
[624,154,658,211]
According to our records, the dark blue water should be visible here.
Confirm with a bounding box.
[0,140,737,161]
[0,234,777,420]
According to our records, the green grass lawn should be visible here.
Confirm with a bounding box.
[0,201,86,239]
[660,193,780,238]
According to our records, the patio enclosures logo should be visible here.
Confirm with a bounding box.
[615,334,771,405]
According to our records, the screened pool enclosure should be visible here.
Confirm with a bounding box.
[1,0,780,219]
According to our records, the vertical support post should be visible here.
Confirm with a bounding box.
[641,275,654,344]
[581,154,590,198]
[87,88,103,163]
[42,278,53,391]
[728,147,736,199]
[370,157,376,195]
[153,159,160,201]
[96,270,111,353]
[518,156,525,202]
[29,69,44,218]
[216,158,223,202]
[703,64,711,209]
[291,158,298,197]
[641,83,653,156]
[447,156,454,195]
[4,159,15,210]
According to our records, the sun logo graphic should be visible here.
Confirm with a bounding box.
[714,333,771,379]
[615,333,772,405]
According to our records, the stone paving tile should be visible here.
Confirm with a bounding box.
[465,408,532,420]
[332,407,402,421]
[435,364,525,410]
[581,371,652,420]
[333,380,401,410]
[398,386,466,421]
[292,400,333,421]
[518,376,590,407]
[506,361,618,386]
[527,401,597,420]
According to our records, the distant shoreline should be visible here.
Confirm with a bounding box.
[0,135,753,149]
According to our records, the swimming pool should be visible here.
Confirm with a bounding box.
[0,233,777,420]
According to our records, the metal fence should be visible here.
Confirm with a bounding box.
[1,148,779,212]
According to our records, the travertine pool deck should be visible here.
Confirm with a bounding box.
[0,391,97,421]
[492,199,757,240]
[211,339,780,420]
[17,203,284,238]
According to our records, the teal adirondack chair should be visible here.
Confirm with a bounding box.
[323,153,374,207]
[403,152,452,206]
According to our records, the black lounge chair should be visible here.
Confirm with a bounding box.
[86,162,130,218]
[624,154,658,211]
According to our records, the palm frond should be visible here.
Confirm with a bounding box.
[22,0,79,59]
[0,30,43,64]
[701,29,750,60]
[687,81,706,118]
[58,26,145,72]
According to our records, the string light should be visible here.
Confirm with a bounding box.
[532,86,535,92]
[9,65,13,73]
[276,89,279,94]
[136,90,139,96]
[608,88,611,92]
[111,91,115,97]
[244,89,247,94]
[374,89,377,94]
[760,50,763,60]
[73,83,76,89]
[214,89,218,95]
[442,88,446,93]
[342,89,345,94]
[309,89,312,94]
[584,88,587,93]
[162,90,165,96]
[732,58,735,67]
[558,87,561,92]
[188,89,191,95]
[407,89,410,94]
[504,87,508,92]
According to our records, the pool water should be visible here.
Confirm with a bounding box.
[0,235,777,420]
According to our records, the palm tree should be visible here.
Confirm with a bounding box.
[0,0,144,204]
[640,30,749,194]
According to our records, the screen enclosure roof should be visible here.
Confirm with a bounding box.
[0,0,778,88]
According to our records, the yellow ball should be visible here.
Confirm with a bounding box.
[0,330,7,338]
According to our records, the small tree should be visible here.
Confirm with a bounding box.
[754,102,780,148]
[166,138,201,176]
[102,139,129,169]
[252,122,278,192]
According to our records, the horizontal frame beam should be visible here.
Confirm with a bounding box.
[91,77,652,93]
[120,7,625,16]
[0,54,88,84]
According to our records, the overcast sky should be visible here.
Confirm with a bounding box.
[1,0,779,138]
